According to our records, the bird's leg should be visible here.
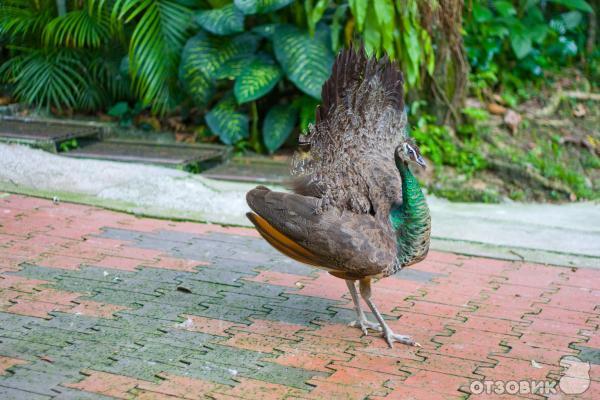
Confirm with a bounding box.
[345,280,381,335]
[359,278,420,348]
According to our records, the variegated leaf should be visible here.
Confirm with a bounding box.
[234,55,282,103]
[273,24,333,99]
[263,103,297,153]
[205,94,249,145]
[195,4,244,36]
[234,0,294,15]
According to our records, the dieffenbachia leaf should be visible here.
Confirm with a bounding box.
[273,24,333,99]
[234,55,282,103]
[263,103,297,153]
[180,31,259,79]
[205,93,249,145]
[195,4,244,35]
[234,0,294,15]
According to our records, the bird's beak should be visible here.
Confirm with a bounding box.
[416,155,427,169]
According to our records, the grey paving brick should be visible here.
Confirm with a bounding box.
[0,337,61,361]
[393,268,444,283]
[96,227,142,242]
[191,303,266,324]
[9,263,65,281]
[0,366,76,396]
[245,362,327,390]
[0,385,52,400]
[84,288,160,307]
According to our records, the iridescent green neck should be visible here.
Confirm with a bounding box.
[390,160,431,268]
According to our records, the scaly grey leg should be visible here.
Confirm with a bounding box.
[359,278,420,348]
[345,279,381,335]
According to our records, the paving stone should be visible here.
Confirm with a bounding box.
[51,386,117,400]
[0,337,61,361]
[10,263,65,281]
[245,362,327,390]
[192,303,267,324]
[0,366,77,396]
[96,227,142,242]
[1,194,598,400]
[0,385,52,400]
[85,288,160,307]
[574,345,600,365]
[393,268,445,283]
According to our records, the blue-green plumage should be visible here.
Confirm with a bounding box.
[390,159,431,270]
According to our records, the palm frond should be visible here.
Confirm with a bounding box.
[0,0,55,40]
[43,8,111,48]
[111,0,192,114]
[4,48,88,110]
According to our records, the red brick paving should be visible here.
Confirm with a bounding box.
[0,194,598,399]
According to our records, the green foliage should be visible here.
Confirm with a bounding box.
[205,94,249,145]
[59,138,78,152]
[234,55,282,103]
[195,4,245,36]
[410,102,486,175]
[347,0,434,87]
[465,0,595,98]
[273,24,333,98]
[262,102,297,153]
[234,0,295,15]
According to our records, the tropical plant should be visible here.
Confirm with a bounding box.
[464,0,595,100]
[346,0,435,88]
[178,1,335,153]
[0,0,130,112]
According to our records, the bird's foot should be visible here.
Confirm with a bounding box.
[382,327,421,348]
[349,318,382,335]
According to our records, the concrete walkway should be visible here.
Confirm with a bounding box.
[1,143,599,268]
[0,195,598,399]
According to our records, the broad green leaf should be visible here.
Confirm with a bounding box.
[472,4,493,22]
[530,24,548,44]
[349,0,368,31]
[234,0,294,15]
[510,31,532,59]
[214,57,252,80]
[205,94,249,145]
[273,24,333,99]
[234,55,282,103]
[548,0,593,13]
[179,63,215,106]
[493,1,516,17]
[561,11,583,29]
[195,4,244,35]
[330,4,348,52]
[108,101,129,117]
[263,103,297,153]
[294,95,319,133]
[373,0,395,58]
[180,31,259,78]
[363,7,382,57]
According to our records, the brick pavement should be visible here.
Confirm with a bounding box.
[0,193,598,399]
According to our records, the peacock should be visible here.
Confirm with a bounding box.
[246,46,431,348]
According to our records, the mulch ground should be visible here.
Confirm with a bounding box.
[0,193,598,399]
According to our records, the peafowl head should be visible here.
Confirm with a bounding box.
[395,139,426,169]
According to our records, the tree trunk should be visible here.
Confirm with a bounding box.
[417,0,469,126]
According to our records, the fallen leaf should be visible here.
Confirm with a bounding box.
[487,103,507,115]
[573,104,586,118]
[504,110,522,134]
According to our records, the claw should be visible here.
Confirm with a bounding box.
[382,330,419,348]
[349,318,382,335]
